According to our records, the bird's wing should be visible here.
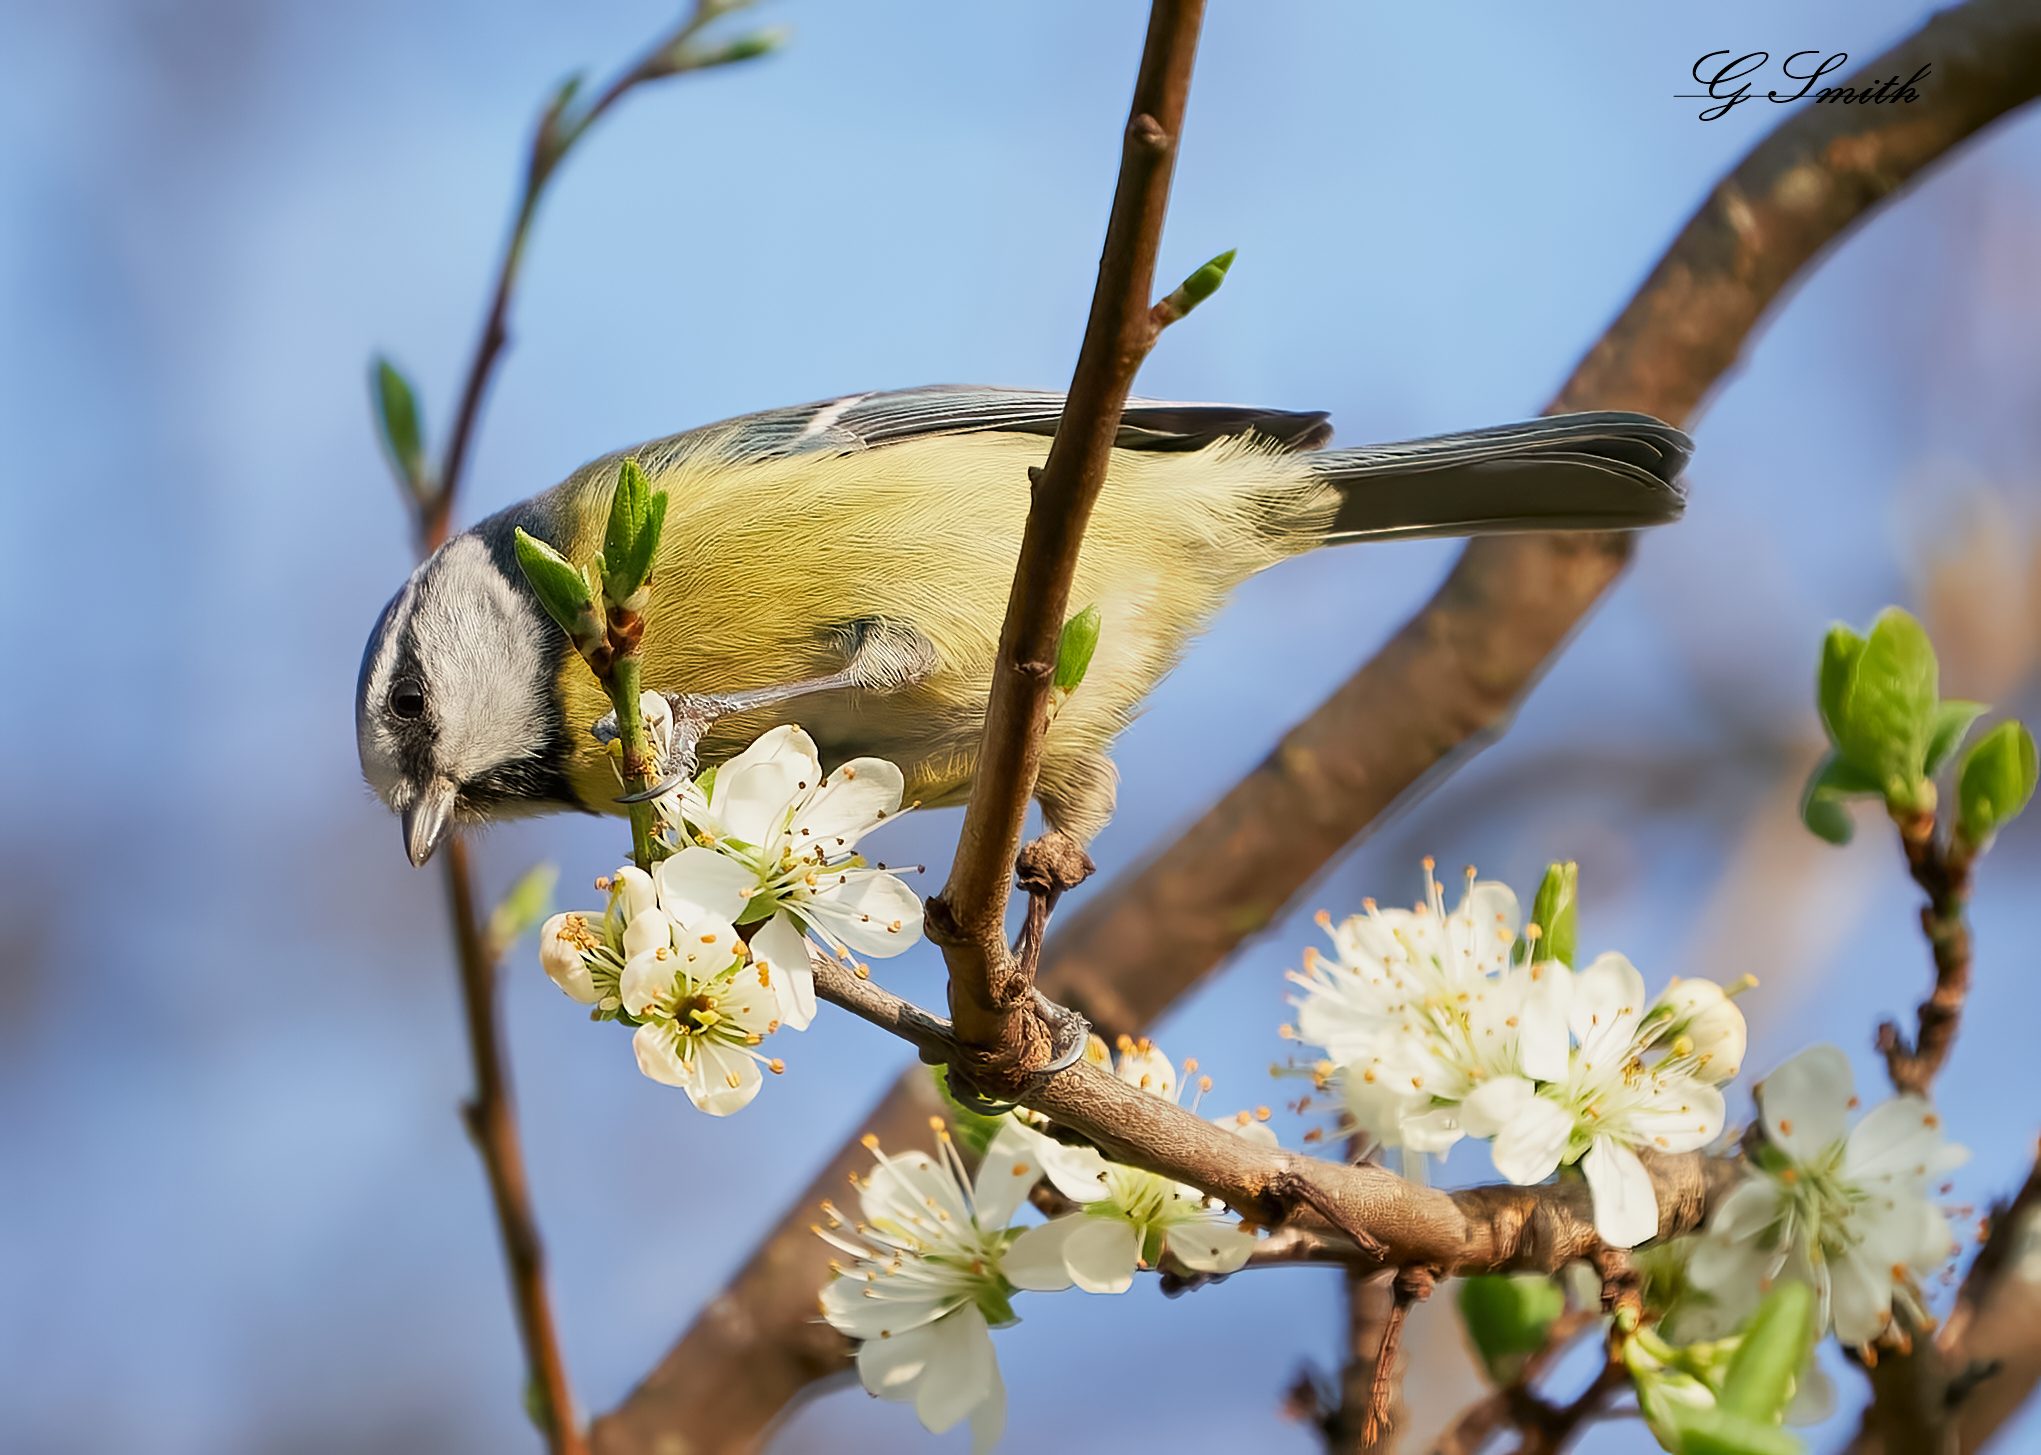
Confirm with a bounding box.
[684,385,1333,458]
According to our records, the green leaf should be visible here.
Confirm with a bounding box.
[1456,1273,1565,1383]
[1828,608,1938,800]
[1815,623,1865,748]
[488,863,558,951]
[1798,752,1883,846]
[1527,861,1578,966]
[1957,719,2038,845]
[513,527,600,642]
[1054,604,1102,693]
[1720,1281,1815,1422]
[1662,1403,1805,1455]
[370,356,426,490]
[1924,700,1988,776]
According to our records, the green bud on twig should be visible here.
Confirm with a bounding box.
[1957,719,2037,848]
[1155,248,1236,324]
[370,356,429,499]
[513,527,603,653]
[1527,860,1578,966]
[600,458,667,610]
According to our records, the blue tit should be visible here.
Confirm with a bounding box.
[357,386,1689,865]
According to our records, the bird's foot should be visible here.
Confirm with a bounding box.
[940,986,1093,1117]
[1012,829,1094,974]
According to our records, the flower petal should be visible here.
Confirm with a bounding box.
[967,1364,1007,1455]
[621,905,673,961]
[973,1123,1050,1227]
[686,1042,762,1116]
[1828,1247,1895,1347]
[715,759,804,847]
[538,912,599,1002]
[789,757,906,847]
[611,866,658,919]
[654,846,756,923]
[1583,1137,1659,1248]
[1457,1074,1537,1139]
[1059,1216,1140,1294]
[750,912,817,1031]
[1513,961,1573,1083]
[801,870,925,958]
[1567,952,1647,1074]
[1114,1043,1178,1101]
[1004,1216,1083,1292]
[1166,1218,1258,1274]
[630,1022,689,1088]
[619,949,673,1019]
[1489,1092,1574,1185]
[1843,1095,1967,1186]
[1757,1045,1853,1163]
[911,1306,998,1436]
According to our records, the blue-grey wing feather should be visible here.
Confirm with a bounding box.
[679,385,1332,460]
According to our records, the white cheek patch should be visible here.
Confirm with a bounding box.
[410,536,553,784]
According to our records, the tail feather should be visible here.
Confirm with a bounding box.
[1310,411,1690,542]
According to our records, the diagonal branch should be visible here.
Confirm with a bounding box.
[809,954,1735,1270]
[592,2,2041,1450]
[931,0,1207,1088]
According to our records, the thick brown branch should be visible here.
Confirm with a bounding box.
[933,0,1207,1089]
[593,2,2041,1449]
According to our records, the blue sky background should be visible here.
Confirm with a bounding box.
[3,2,2038,1451]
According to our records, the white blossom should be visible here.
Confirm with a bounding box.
[1476,953,1743,1248]
[1681,1045,1966,1346]
[618,909,781,1114]
[817,1121,1048,1453]
[1289,865,1569,1154]
[656,724,922,1032]
[1005,1040,1265,1294]
[535,865,668,1011]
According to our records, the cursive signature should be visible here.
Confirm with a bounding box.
[1678,51,1930,122]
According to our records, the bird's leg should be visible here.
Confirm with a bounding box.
[1003,747,1114,1077]
[595,619,940,803]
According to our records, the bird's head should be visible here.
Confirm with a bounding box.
[357,530,572,865]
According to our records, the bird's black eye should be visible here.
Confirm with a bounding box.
[389,678,427,721]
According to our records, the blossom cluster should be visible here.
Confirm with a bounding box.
[1288,863,1747,1248]
[818,1039,1266,1452]
[537,707,923,1110]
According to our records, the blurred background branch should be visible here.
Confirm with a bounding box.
[593,3,2041,1450]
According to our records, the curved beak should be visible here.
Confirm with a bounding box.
[403,776,457,867]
